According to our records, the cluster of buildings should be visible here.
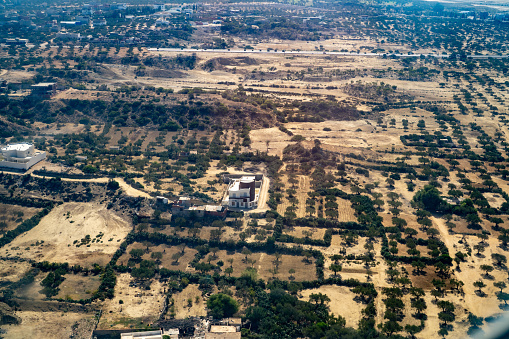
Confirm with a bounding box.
[168,196,227,218]
[145,173,263,221]
[119,318,241,339]
[3,80,58,99]
[0,143,46,170]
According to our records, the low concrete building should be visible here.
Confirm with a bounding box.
[0,143,46,170]
[171,197,227,218]
[30,82,57,98]
[4,38,28,46]
[120,330,163,339]
[206,325,240,339]
[164,328,179,339]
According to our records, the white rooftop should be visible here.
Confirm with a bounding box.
[1,143,32,152]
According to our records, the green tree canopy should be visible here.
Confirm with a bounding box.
[207,293,239,319]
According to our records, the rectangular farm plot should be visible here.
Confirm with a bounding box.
[118,243,198,272]
[149,226,242,242]
[55,274,101,301]
[283,226,326,241]
[336,197,357,222]
[169,284,207,319]
[198,250,316,281]
[98,273,166,329]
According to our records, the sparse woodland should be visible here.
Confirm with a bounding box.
[1,0,509,338]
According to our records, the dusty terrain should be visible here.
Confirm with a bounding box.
[0,202,131,266]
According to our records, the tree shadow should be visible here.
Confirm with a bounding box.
[412,269,427,276]
[475,290,487,297]
[412,312,427,320]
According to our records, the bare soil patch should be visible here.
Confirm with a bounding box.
[0,202,131,266]
[2,311,96,339]
[300,286,363,328]
[98,273,165,329]
[56,274,101,301]
[171,284,207,319]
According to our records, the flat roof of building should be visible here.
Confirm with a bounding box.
[31,82,56,87]
[1,143,32,152]
[210,325,237,333]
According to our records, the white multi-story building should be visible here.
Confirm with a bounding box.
[0,143,46,170]
[223,176,261,209]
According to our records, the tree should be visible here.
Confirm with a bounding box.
[417,217,432,231]
[129,249,144,260]
[437,300,455,313]
[498,292,509,305]
[107,179,120,190]
[242,248,252,263]
[412,185,447,212]
[438,311,455,325]
[499,232,509,247]
[411,298,427,315]
[491,217,503,229]
[494,281,506,293]
[393,217,407,229]
[405,324,421,339]
[492,253,507,267]
[477,232,489,245]
[309,293,331,305]
[171,252,182,264]
[207,293,239,319]
[473,243,485,256]
[225,267,233,277]
[474,280,486,295]
[411,260,426,275]
[131,260,156,280]
[329,263,342,277]
[467,213,482,228]
[381,320,402,337]
[405,227,418,238]
[480,264,494,278]
[151,252,163,264]
[468,313,484,328]
[427,228,440,239]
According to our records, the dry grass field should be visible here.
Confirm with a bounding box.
[118,243,198,272]
[199,249,316,281]
[0,202,131,266]
[55,274,101,301]
[0,203,42,232]
[97,273,165,329]
[171,284,207,319]
[1,311,96,339]
[300,286,363,328]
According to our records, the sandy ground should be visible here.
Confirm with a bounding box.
[98,273,165,329]
[300,286,363,328]
[0,202,131,266]
[2,311,96,339]
[172,284,207,319]
[56,274,102,301]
